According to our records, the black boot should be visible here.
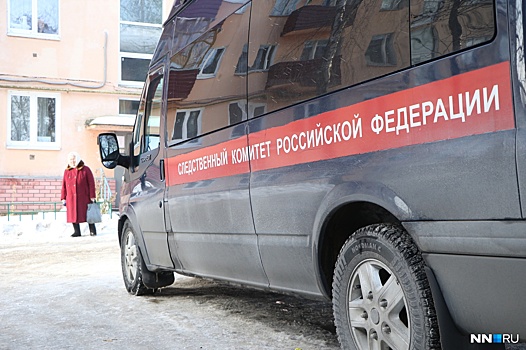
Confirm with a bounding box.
[71,223,81,237]
[89,224,97,236]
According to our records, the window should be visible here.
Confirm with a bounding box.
[8,0,59,37]
[411,27,437,64]
[119,99,140,116]
[229,102,246,125]
[229,101,266,124]
[236,44,276,73]
[120,0,163,85]
[251,45,276,71]
[144,77,163,152]
[410,0,495,63]
[166,2,249,143]
[235,44,249,74]
[365,34,397,66]
[8,91,60,149]
[132,72,163,162]
[300,40,328,61]
[197,48,226,78]
[270,0,300,16]
[250,0,410,113]
[172,110,202,142]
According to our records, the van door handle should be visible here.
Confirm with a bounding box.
[160,159,165,181]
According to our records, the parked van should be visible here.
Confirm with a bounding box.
[98,0,526,348]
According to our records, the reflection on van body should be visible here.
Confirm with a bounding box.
[98,0,526,348]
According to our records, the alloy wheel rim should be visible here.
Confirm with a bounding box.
[347,259,410,350]
[124,230,139,284]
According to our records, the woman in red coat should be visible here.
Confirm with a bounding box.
[61,152,97,237]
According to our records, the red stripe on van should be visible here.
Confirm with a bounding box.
[165,136,249,187]
[166,61,514,186]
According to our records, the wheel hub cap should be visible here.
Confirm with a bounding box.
[370,308,380,325]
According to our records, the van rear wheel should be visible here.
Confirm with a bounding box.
[332,224,441,350]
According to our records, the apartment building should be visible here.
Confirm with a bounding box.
[0,0,172,209]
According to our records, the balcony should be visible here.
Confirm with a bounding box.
[282,5,336,36]
[281,5,356,36]
[167,69,200,100]
[265,57,341,90]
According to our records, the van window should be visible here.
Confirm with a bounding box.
[248,0,411,116]
[410,0,495,64]
[166,1,250,146]
[170,0,251,54]
[132,71,163,168]
[248,0,495,117]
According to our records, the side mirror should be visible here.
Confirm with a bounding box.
[98,133,130,169]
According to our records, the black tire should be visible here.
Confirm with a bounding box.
[332,224,441,350]
[120,220,155,296]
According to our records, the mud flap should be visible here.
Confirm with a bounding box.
[425,267,505,350]
[140,247,175,289]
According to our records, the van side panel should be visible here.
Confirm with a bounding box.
[246,0,520,298]
[163,2,269,286]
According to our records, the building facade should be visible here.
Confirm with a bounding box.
[0,0,172,210]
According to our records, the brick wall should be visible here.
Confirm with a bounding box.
[0,177,116,214]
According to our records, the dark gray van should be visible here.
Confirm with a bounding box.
[98,0,526,348]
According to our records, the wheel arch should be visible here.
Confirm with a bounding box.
[118,210,175,292]
[116,206,151,267]
[315,199,400,298]
[313,182,413,298]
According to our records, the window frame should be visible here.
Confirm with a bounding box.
[7,90,61,150]
[119,98,140,117]
[229,101,267,124]
[133,71,164,159]
[7,0,60,40]
[236,44,277,74]
[301,40,329,61]
[119,0,164,87]
[197,47,226,79]
[365,33,397,66]
[250,45,277,72]
[170,108,203,144]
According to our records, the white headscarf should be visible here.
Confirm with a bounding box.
[67,151,82,168]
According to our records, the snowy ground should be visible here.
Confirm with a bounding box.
[0,212,339,350]
[0,210,118,243]
[1,213,525,350]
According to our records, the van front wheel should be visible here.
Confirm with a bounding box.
[332,224,441,350]
[121,221,155,296]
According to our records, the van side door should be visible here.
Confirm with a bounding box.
[163,0,268,286]
[128,67,173,269]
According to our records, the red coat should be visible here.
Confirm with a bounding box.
[61,162,96,223]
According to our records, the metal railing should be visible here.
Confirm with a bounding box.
[0,200,112,222]
[97,168,113,216]
[0,201,63,221]
[1,170,114,222]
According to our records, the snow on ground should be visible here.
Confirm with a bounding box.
[0,209,118,243]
